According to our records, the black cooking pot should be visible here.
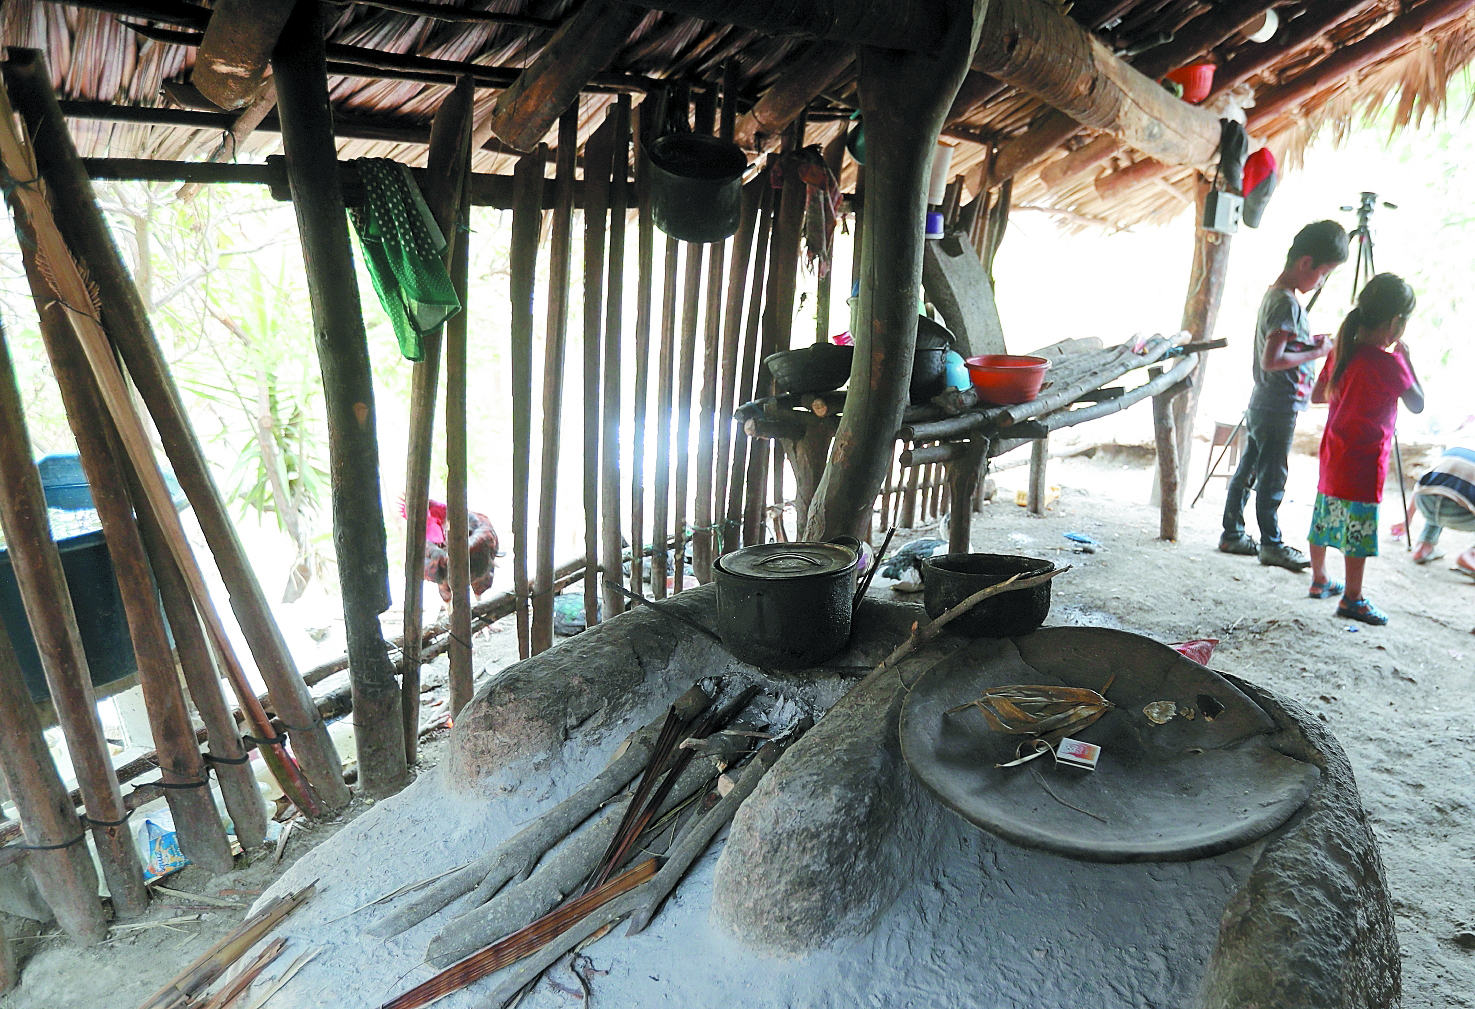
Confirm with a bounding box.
[646,133,749,244]
[922,552,1053,637]
[911,315,955,405]
[713,539,858,669]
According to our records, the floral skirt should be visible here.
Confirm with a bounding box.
[1308,492,1379,558]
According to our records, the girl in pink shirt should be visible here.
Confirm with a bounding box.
[1307,273,1425,625]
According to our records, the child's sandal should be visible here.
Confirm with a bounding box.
[1336,597,1389,625]
[1308,579,1344,599]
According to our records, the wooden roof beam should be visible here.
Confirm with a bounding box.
[333,0,559,30]
[1249,0,1475,125]
[1207,0,1378,102]
[191,0,295,110]
[734,43,855,152]
[484,0,645,152]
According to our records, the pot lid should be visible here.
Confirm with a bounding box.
[915,315,955,351]
[718,541,855,580]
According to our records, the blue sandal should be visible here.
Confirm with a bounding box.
[1336,597,1389,625]
[1309,579,1345,599]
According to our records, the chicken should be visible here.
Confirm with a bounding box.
[410,497,499,603]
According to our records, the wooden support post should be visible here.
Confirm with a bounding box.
[732,184,775,548]
[582,118,614,618]
[945,439,987,553]
[1173,188,1234,498]
[1154,383,1181,541]
[445,177,474,704]
[629,103,656,601]
[779,417,841,525]
[2,47,347,811]
[0,618,106,944]
[653,234,680,596]
[511,148,545,659]
[533,106,578,654]
[808,4,983,539]
[402,75,474,756]
[0,323,149,915]
[484,0,643,152]
[272,2,405,797]
[901,453,921,529]
[20,258,233,874]
[1027,436,1049,516]
[600,98,631,618]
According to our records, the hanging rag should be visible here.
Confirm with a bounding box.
[794,146,841,277]
[348,158,461,361]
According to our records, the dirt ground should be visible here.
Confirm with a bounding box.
[2,439,1471,1008]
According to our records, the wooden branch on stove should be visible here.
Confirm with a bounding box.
[1042,358,1195,432]
[191,0,295,110]
[734,43,855,152]
[1249,0,1475,127]
[369,686,710,939]
[487,0,645,152]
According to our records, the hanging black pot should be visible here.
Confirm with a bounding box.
[646,133,749,244]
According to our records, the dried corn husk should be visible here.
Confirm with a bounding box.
[946,675,1115,745]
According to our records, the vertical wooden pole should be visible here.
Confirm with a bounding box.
[692,69,738,581]
[533,106,578,654]
[20,257,233,874]
[673,238,705,591]
[402,75,474,755]
[272,3,406,797]
[445,180,474,704]
[629,101,656,598]
[0,324,149,916]
[1,48,347,812]
[901,454,921,528]
[760,147,806,534]
[733,183,775,547]
[1027,437,1048,516]
[652,234,680,597]
[582,118,614,622]
[510,148,544,663]
[712,181,763,562]
[0,621,106,944]
[600,97,631,618]
[1155,386,1182,541]
[944,440,985,553]
[1174,186,1234,486]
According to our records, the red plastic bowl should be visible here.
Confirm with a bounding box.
[966,354,1052,406]
[1165,63,1215,104]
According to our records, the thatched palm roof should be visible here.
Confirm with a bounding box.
[4,0,1475,227]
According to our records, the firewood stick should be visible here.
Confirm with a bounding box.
[198,936,286,1009]
[368,686,711,939]
[426,747,725,966]
[485,737,793,1004]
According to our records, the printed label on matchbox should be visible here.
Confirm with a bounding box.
[1055,737,1101,770]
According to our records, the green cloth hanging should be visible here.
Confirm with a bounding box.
[348,158,461,361]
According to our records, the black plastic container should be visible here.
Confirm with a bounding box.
[921,552,1053,637]
[766,344,854,394]
[713,540,857,670]
[646,133,749,244]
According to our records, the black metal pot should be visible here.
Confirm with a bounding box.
[922,553,1053,637]
[713,539,858,670]
[911,315,955,404]
[646,133,749,244]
